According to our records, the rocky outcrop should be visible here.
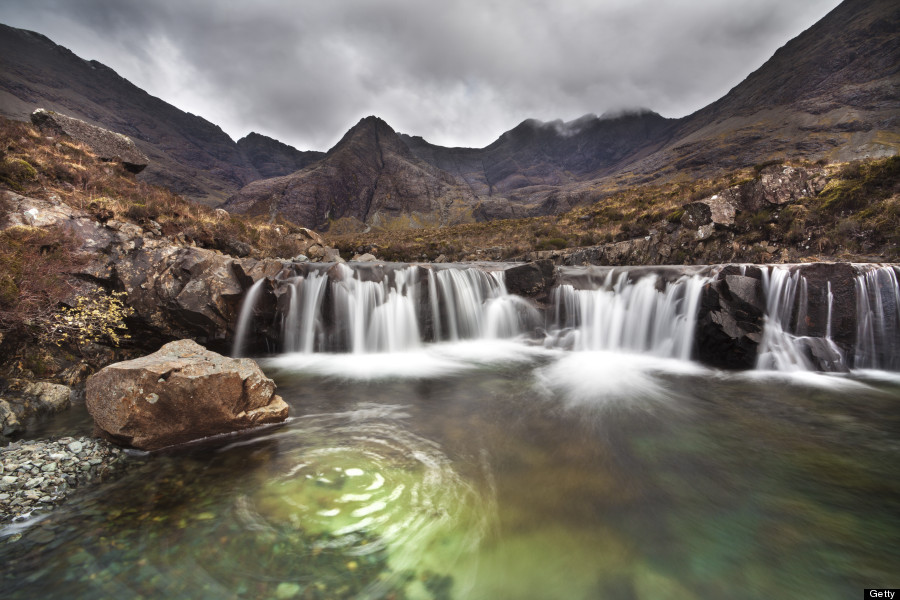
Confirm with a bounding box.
[0,380,72,441]
[696,266,766,369]
[695,263,863,370]
[504,260,557,304]
[85,339,288,450]
[30,109,149,173]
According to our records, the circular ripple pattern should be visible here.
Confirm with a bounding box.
[236,404,492,593]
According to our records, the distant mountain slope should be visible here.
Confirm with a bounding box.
[631,0,899,179]
[236,132,324,179]
[402,110,675,195]
[223,117,477,229]
[0,24,312,205]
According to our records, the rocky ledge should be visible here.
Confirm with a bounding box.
[0,437,126,526]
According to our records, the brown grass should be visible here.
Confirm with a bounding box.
[0,116,315,260]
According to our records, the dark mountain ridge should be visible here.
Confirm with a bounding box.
[0,24,314,205]
[223,116,477,229]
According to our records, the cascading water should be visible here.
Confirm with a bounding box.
[233,262,899,372]
[232,278,265,357]
[854,266,900,370]
[550,271,708,360]
[756,266,815,371]
[282,270,329,353]
[331,264,422,353]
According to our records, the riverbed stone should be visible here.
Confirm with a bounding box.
[85,339,288,450]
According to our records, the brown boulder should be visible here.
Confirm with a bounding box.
[85,340,288,450]
[31,109,149,173]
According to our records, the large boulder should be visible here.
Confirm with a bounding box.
[31,109,149,173]
[85,340,288,450]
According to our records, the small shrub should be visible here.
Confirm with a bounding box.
[46,291,135,350]
[534,237,568,251]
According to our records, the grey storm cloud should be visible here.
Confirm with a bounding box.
[0,0,842,150]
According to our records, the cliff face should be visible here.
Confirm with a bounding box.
[0,24,311,205]
[223,117,477,230]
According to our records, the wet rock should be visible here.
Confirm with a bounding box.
[0,380,72,442]
[0,436,126,523]
[85,339,288,450]
[504,260,557,303]
[0,401,23,438]
[695,266,766,369]
[352,253,377,262]
[31,109,149,173]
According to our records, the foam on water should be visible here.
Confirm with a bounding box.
[264,339,556,380]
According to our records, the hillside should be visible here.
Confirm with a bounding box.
[629,0,900,180]
[0,24,314,205]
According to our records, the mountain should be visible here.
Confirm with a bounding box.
[222,116,477,230]
[401,109,676,218]
[630,0,900,179]
[228,0,896,228]
[0,24,312,205]
[236,132,324,179]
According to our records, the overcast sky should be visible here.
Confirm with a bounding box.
[0,0,843,151]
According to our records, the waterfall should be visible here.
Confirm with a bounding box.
[429,268,537,342]
[282,271,329,353]
[232,278,265,357]
[854,266,900,370]
[329,264,422,353]
[756,267,814,371]
[233,262,898,371]
[549,272,708,360]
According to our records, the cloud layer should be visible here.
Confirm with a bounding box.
[0,0,842,150]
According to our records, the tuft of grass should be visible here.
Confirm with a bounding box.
[0,224,80,334]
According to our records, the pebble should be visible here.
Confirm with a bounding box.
[0,437,126,524]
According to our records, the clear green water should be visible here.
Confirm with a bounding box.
[2,341,899,599]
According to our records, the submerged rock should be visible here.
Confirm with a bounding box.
[85,339,288,450]
[0,436,126,524]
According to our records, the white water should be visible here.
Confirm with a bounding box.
[234,263,899,373]
[854,266,900,370]
[550,272,707,360]
[232,278,265,357]
[283,270,329,353]
[756,267,814,371]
